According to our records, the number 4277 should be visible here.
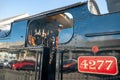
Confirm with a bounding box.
[80,60,113,70]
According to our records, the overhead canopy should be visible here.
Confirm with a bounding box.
[47,14,73,29]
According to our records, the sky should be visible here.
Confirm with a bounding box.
[0,0,86,20]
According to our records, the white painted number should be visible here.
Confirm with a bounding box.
[97,60,104,70]
[80,60,113,70]
[89,60,96,70]
[80,60,88,69]
[106,60,113,70]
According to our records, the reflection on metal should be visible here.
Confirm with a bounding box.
[0,14,29,49]
[0,14,29,38]
[88,0,100,15]
[0,20,28,49]
[27,13,73,47]
[88,0,120,15]
[0,2,120,80]
[57,2,120,51]
[0,1,120,51]
[1,1,120,51]
[0,13,29,25]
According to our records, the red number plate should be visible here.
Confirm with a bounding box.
[78,56,118,75]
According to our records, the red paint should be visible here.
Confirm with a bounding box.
[92,46,99,53]
[78,56,118,75]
